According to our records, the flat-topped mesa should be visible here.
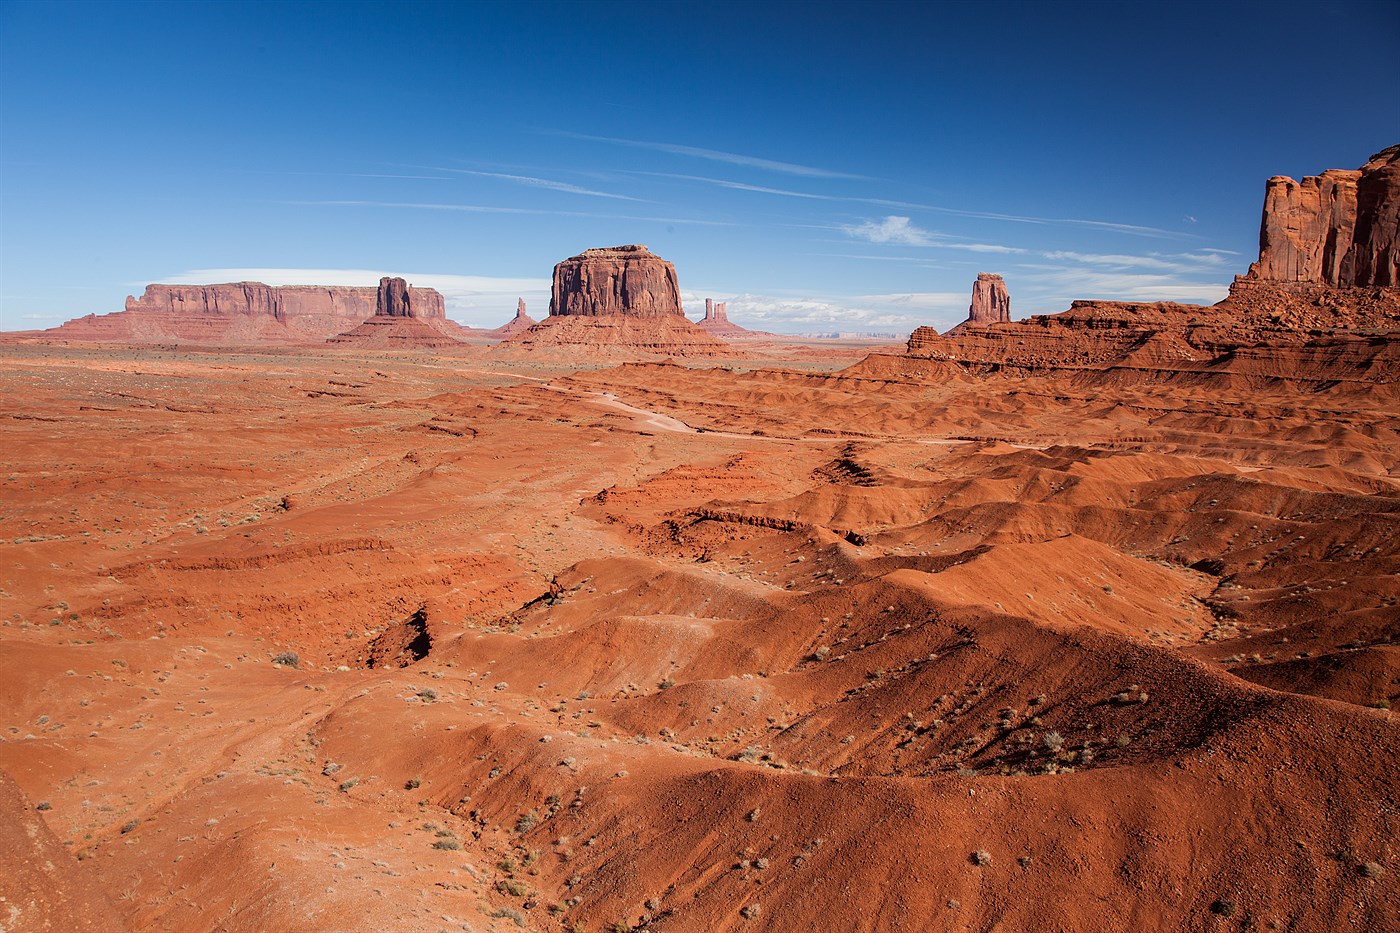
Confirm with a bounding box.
[124,282,446,322]
[549,244,683,318]
[1239,143,1399,288]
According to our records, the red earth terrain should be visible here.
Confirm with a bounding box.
[0,322,1395,932]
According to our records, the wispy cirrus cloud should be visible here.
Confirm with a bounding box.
[426,167,645,201]
[283,199,734,226]
[640,172,836,200]
[1041,249,1233,272]
[557,131,865,179]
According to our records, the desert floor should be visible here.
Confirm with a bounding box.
[0,341,1395,932]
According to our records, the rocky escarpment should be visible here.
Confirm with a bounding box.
[549,245,682,318]
[1240,143,1399,288]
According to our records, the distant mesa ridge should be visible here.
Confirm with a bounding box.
[1239,143,1399,288]
[125,281,446,322]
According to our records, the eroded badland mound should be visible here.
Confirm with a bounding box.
[1,149,1398,933]
[509,246,737,357]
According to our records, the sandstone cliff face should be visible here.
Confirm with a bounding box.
[549,245,682,318]
[1245,144,1399,287]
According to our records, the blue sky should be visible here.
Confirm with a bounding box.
[2,0,1397,334]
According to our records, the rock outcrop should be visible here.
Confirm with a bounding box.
[968,273,1012,325]
[509,246,735,356]
[375,276,414,318]
[696,297,771,339]
[327,277,467,347]
[482,299,538,339]
[549,245,683,318]
[943,273,1011,337]
[1241,143,1399,288]
[42,281,447,344]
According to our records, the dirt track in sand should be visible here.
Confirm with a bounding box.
[0,340,1395,933]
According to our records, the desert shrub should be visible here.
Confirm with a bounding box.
[500,878,532,897]
[971,850,992,866]
[432,838,461,851]
[271,651,300,668]
[515,810,539,833]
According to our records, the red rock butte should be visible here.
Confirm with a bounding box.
[327,277,470,348]
[549,245,683,318]
[696,298,771,339]
[510,245,735,356]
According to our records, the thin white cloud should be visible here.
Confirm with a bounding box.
[641,172,835,200]
[853,291,968,308]
[289,199,547,214]
[1011,265,1231,306]
[842,216,938,247]
[429,167,645,201]
[557,132,865,179]
[1041,250,1232,272]
[284,199,735,226]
